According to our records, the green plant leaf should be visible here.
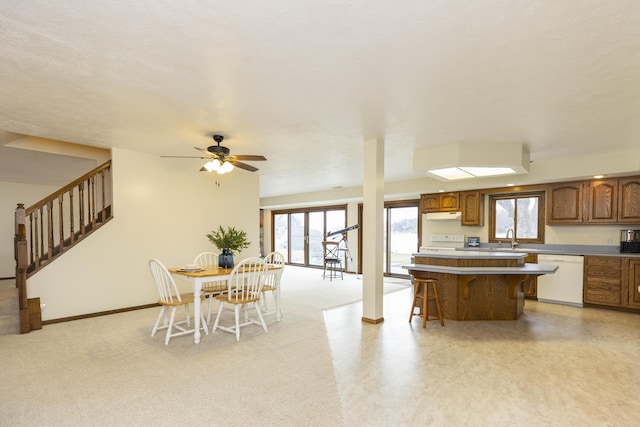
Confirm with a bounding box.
[206,225,250,255]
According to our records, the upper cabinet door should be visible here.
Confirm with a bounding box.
[421,192,460,213]
[546,182,585,224]
[421,194,440,213]
[587,179,618,223]
[460,191,484,226]
[618,177,640,223]
[439,192,460,211]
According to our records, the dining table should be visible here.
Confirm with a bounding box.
[169,263,283,344]
[169,265,234,344]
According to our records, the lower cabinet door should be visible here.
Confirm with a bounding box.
[628,259,640,308]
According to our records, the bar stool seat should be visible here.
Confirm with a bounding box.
[409,278,444,328]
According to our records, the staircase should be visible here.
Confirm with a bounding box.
[14,161,113,333]
[0,279,19,335]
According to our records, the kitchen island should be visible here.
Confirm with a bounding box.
[403,251,558,320]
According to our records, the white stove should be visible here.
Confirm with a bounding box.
[420,234,466,252]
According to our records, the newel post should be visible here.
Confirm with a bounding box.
[15,203,31,333]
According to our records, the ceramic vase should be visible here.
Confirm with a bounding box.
[218,249,234,268]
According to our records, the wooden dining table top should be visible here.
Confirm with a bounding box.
[168,265,234,277]
[169,264,282,277]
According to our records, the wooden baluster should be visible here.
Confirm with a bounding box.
[28,213,34,269]
[90,175,96,227]
[34,208,41,270]
[100,169,106,222]
[46,201,54,262]
[79,182,85,236]
[69,188,75,244]
[58,194,65,251]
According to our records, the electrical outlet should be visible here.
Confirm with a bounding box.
[40,303,46,312]
[547,236,555,244]
[606,237,613,245]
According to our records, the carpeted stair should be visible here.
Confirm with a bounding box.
[0,279,19,335]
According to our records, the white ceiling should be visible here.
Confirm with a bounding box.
[1,1,640,198]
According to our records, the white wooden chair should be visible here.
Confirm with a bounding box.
[212,257,268,341]
[193,251,228,324]
[149,258,208,345]
[261,251,285,321]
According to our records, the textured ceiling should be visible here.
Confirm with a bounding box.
[1,1,640,197]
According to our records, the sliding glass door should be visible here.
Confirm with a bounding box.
[385,203,419,275]
[272,206,346,267]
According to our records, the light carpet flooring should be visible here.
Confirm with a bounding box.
[1,266,639,426]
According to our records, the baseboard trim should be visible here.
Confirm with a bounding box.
[42,303,159,326]
[361,316,384,324]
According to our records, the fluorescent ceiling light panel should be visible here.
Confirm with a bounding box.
[413,142,530,181]
[459,167,517,177]
[428,167,475,180]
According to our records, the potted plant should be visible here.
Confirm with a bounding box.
[206,226,251,268]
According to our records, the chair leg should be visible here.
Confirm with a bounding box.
[275,289,281,321]
[200,311,209,335]
[206,295,214,325]
[152,306,167,337]
[184,303,191,327]
[234,305,241,341]
[165,307,177,345]
[254,302,268,333]
[212,300,224,333]
[422,283,428,328]
[432,282,444,326]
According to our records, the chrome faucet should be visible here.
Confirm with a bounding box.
[506,228,518,249]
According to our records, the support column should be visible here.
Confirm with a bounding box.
[362,137,384,323]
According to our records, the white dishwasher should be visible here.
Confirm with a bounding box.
[536,254,584,307]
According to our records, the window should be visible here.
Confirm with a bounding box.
[489,192,545,244]
[271,206,346,267]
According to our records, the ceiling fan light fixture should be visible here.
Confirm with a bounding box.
[219,160,234,174]
[204,158,221,173]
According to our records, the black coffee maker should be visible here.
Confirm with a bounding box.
[620,230,640,253]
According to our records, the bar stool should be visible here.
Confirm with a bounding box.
[409,278,444,328]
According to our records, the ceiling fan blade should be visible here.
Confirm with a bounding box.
[230,160,259,172]
[232,155,267,161]
[161,155,208,159]
[195,147,215,156]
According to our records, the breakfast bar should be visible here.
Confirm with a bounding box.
[403,251,558,320]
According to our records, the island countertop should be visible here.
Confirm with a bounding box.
[412,250,528,260]
[403,262,558,275]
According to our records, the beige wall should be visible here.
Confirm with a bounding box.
[0,181,60,277]
[27,147,260,321]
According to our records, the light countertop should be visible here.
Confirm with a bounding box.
[403,263,559,275]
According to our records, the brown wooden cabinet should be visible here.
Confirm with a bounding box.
[584,256,624,307]
[546,181,584,224]
[587,179,618,223]
[421,192,459,213]
[618,177,640,223]
[523,253,537,298]
[460,191,484,226]
[628,259,640,308]
[547,176,640,225]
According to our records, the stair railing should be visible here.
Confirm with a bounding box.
[14,160,113,333]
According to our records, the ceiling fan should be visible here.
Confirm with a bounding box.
[162,134,266,174]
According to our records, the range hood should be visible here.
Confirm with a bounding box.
[425,211,462,220]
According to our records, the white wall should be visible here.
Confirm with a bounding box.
[27,147,260,321]
[0,181,59,277]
